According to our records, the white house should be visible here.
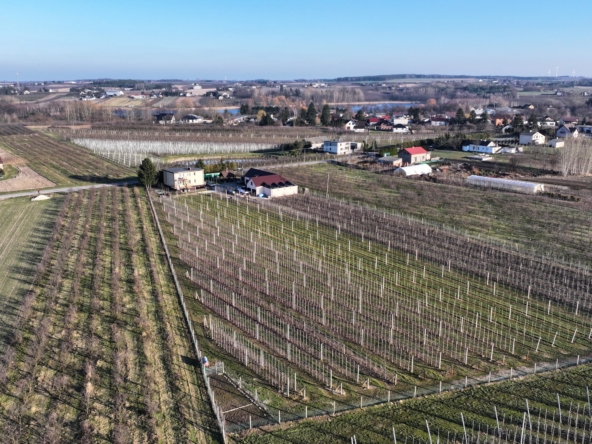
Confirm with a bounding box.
[556,125,579,138]
[246,172,298,197]
[519,131,546,145]
[392,115,410,125]
[462,140,501,154]
[105,90,124,97]
[323,140,353,155]
[179,114,203,124]
[392,124,411,134]
[344,120,356,131]
[539,116,556,128]
[163,167,205,190]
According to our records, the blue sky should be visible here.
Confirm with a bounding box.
[1,0,590,81]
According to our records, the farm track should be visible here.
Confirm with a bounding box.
[0,187,218,443]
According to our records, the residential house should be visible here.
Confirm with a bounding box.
[575,125,592,136]
[367,117,381,127]
[179,114,203,124]
[539,116,556,128]
[243,168,277,185]
[556,125,579,138]
[344,120,357,131]
[519,131,546,145]
[493,115,513,127]
[392,124,411,134]
[392,115,409,125]
[398,147,431,165]
[162,167,205,190]
[559,116,578,126]
[375,121,394,132]
[154,113,176,124]
[430,116,448,126]
[462,140,501,154]
[323,140,353,155]
[219,170,237,181]
[105,90,124,97]
[245,172,298,197]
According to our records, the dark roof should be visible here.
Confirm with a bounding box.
[219,170,236,179]
[181,114,201,120]
[250,174,293,188]
[155,114,175,121]
[393,124,408,128]
[163,167,203,174]
[243,168,277,179]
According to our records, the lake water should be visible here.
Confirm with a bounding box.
[216,108,240,115]
[351,103,415,112]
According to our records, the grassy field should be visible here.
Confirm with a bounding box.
[0,187,219,443]
[279,163,592,263]
[0,196,64,346]
[0,164,19,181]
[0,132,135,186]
[238,362,592,443]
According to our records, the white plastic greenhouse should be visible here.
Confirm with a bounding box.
[393,164,432,177]
[465,175,544,194]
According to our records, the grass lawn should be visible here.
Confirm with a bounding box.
[0,164,19,181]
[279,163,592,263]
[0,195,64,346]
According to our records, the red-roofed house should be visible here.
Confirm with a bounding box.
[245,170,298,197]
[398,147,430,165]
[430,116,449,126]
[367,117,381,126]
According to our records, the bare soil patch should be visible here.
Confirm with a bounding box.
[0,165,55,192]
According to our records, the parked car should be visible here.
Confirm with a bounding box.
[227,189,235,195]
[257,193,268,198]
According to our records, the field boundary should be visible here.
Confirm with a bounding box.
[146,188,227,442]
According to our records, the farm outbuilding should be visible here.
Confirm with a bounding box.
[377,156,403,167]
[465,175,544,194]
[393,164,432,176]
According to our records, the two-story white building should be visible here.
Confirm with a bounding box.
[163,167,205,190]
[519,131,546,145]
[323,140,353,155]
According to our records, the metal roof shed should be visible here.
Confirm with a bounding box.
[393,164,433,176]
[465,175,544,194]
